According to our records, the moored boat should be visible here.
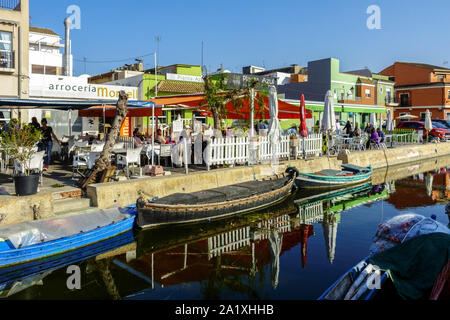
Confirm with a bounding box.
[0,206,136,269]
[319,214,450,300]
[135,167,299,229]
[295,164,372,189]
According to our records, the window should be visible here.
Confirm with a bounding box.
[340,90,344,100]
[420,112,426,120]
[400,93,409,107]
[365,89,371,98]
[0,31,13,69]
[448,90,450,100]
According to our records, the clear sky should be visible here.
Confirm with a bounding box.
[29,0,450,77]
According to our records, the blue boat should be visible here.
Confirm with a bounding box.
[295,164,372,189]
[318,256,388,300]
[0,205,136,269]
[0,229,135,287]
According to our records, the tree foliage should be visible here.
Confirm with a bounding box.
[202,74,265,131]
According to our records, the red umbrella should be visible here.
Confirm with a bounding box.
[299,94,308,137]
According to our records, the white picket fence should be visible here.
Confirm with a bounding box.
[206,134,323,169]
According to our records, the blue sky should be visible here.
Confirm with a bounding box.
[30,0,450,76]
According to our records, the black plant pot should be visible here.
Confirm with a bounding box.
[13,174,40,196]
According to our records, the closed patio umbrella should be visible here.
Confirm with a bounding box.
[386,110,393,132]
[321,90,335,134]
[268,86,281,165]
[370,113,377,129]
[299,94,308,137]
[424,109,432,142]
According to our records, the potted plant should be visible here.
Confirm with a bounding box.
[0,120,43,196]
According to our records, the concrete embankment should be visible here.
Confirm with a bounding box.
[0,157,341,226]
[338,142,450,170]
[86,157,341,210]
[2,142,450,227]
[371,155,450,185]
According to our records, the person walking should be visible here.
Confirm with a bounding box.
[39,119,61,169]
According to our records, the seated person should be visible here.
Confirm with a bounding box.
[350,128,360,138]
[133,129,145,146]
[366,128,380,149]
[154,129,166,144]
[376,128,385,143]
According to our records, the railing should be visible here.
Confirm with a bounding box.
[0,0,20,10]
[0,51,14,70]
[206,134,323,169]
[385,97,398,105]
[338,97,362,103]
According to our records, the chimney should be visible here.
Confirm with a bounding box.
[64,18,72,76]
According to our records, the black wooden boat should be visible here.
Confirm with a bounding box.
[135,167,298,229]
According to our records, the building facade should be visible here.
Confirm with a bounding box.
[277,58,396,129]
[0,0,29,122]
[379,62,450,120]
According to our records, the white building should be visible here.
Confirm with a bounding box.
[29,26,71,77]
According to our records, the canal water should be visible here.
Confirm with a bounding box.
[1,163,450,300]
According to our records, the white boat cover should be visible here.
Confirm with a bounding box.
[0,207,132,249]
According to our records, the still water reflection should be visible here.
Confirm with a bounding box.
[1,163,450,300]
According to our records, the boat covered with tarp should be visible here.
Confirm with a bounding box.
[0,206,136,269]
[319,213,450,300]
[295,164,372,189]
[136,167,298,229]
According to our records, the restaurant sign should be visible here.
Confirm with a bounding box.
[226,73,277,90]
[29,75,139,101]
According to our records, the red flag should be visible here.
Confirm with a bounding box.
[299,94,308,137]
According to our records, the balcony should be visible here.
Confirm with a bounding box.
[0,0,21,10]
[0,51,15,72]
[386,96,400,107]
[338,96,362,104]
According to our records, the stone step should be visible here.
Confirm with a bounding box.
[53,198,92,215]
[51,186,83,201]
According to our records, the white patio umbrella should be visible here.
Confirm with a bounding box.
[370,113,377,129]
[268,229,283,289]
[321,90,336,134]
[396,114,418,120]
[424,109,433,142]
[268,86,281,165]
[386,110,393,132]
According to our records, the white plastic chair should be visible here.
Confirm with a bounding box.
[13,151,45,186]
[72,152,101,178]
[117,147,143,178]
[91,143,105,152]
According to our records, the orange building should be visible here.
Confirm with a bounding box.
[379,62,450,120]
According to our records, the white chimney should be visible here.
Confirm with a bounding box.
[64,18,72,76]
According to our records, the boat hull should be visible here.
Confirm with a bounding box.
[295,174,371,189]
[0,207,136,269]
[136,172,297,229]
[295,165,372,189]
